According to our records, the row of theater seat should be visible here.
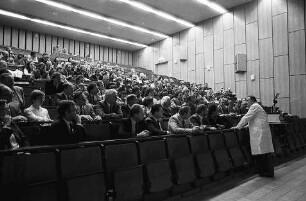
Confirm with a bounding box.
[2,119,306,201]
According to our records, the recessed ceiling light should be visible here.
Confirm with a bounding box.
[116,0,195,27]
[197,0,227,14]
[34,0,168,38]
[0,9,147,48]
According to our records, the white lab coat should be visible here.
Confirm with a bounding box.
[237,102,274,155]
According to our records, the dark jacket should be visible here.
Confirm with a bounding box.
[55,92,73,105]
[118,118,146,138]
[49,118,86,145]
[45,80,64,95]
[145,116,167,136]
[121,104,131,118]
[162,107,172,118]
[0,122,30,150]
[96,100,123,119]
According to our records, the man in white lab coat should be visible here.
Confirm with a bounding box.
[232,96,274,177]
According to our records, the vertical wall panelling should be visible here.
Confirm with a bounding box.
[246,60,260,98]
[4,26,11,47]
[214,49,224,83]
[79,41,85,57]
[224,64,235,92]
[63,38,69,52]
[187,40,196,71]
[128,52,132,66]
[57,37,63,50]
[246,22,259,61]
[89,44,94,59]
[245,0,258,24]
[215,82,225,91]
[204,35,214,69]
[272,0,287,16]
[259,38,273,78]
[0,25,3,45]
[117,50,122,64]
[94,45,99,61]
[234,6,246,45]
[74,41,80,56]
[18,29,26,50]
[99,46,104,61]
[203,19,213,36]
[112,48,117,63]
[290,75,306,117]
[278,97,290,113]
[195,24,204,54]
[274,55,289,98]
[224,29,234,65]
[213,16,223,50]
[39,34,46,53]
[205,68,215,90]
[26,31,32,51]
[187,27,195,41]
[272,13,288,56]
[236,81,247,98]
[32,33,39,52]
[196,53,204,84]
[258,0,272,39]
[289,30,306,75]
[104,47,109,62]
[84,43,89,58]
[69,39,74,54]
[45,35,52,54]
[173,44,180,75]
[51,36,57,53]
[260,78,274,106]
[288,0,304,33]
[223,12,234,30]
[108,48,113,63]
[11,28,18,48]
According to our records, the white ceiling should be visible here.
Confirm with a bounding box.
[0,0,253,51]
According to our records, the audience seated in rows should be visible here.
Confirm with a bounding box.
[55,82,74,105]
[145,104,169,136]
[96,89,122,120]
[73,91,101,121]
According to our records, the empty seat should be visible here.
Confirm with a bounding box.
[139,140,167,163]
[236,129,252,163]
[223,131,245,168]
[60,147,106,201]
[208,132,232,172]
[84,122,112,141]
[104,142,144,201]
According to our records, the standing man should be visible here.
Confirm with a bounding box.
[232,96,274,177]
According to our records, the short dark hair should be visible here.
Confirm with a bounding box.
[63,82,73,90]
[76,75,84,83]
[87,82,97,93]
[248,96,257,102]
[196,104,207,114]
[0,83,12,97]
[129,104,142,117]
[126,94,137,104]
[30,90,45,103]
[142,97,153,107]
[208,104,218,116]
[58,100,75,118]
[179,106,190,116]
[151,104,162,115]
[52,72,61,79]
[73,91,83,101]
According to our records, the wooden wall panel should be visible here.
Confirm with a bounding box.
[0,25,3,45]
[18,29,25,50]
[274,55,289,97]
[205,67,214,89]
[69,39,74,54]
[290,75,306,117]
[187,27,195,41]
[234,6,246,45]
[74,41,80,56]
[224,64,235,92]
[215,82,225,91]
[260,78,274,106]
[214,49,224,83]
[246,22,259,61]
[26,31,32,51]
[289,30,306,75]
[80,42,85,57]
[258,0,272,39]
[84,43,89,58]
[32,33,39,52]
[103,47,109,62]
[245,0,258,24]
[259,38,273,78]
[117,50,122,64]
[99,46,104,61]
[90,44,95,59]
[235,81,247,98]
[94,45,99,61]
[173,33,180,46]
[109,48,114,63]
[57,37,63,49]
[224,29,234,65]
[272,0,287,16]
[223,12,234,31]
[188,70,196,83]
[246,60,260,97]
[4,26,11,47]
[288,0,304,33]
[196,53,204,84]
[278,97,290,113]
[204,35,213,69]
[63,38,69,52]
[39,34,46,53]
[51,36,57,53]
[273,13,288,56]
[128,53,133,66]
[173,45,180,74]
[213,16,223,50]
[203,19,213,36]
[45,35,52,54]
[187,40,196,71]
[181,61,188,81]
[11,28,18,48]
[195,24,204,54]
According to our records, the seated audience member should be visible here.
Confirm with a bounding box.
[55,82,74,105]
[168,106,201,134]
[24,90,51,122]
[49,100,86,145]
[0,99,30,150]
[73,75,85,92]
[145,104,168,136]
[189,104,215,131]
[85,82,101,105]
[121,94,138,118]
[228,99,237,113]
[45,72,64,95]
[97,80,106,98]
[217,98,229,114]
[0,60,10,75]
[142,97,154,117]
[239,100,249,114]
[74,91,101,121]
[96,89,123,119]
[161,96,172,118]
[183,96,196,115]
[118,104,149,138]
[207,104,226,129]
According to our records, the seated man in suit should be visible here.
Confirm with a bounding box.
[168,106,201,135]
[118,104,149,138]
[73,91,101,122]
[0,98,30,150]
[85,82,101,105]
[45,72,64,95]
[96,89,123,120]
[0,73,27,122]
[189,104,216,131]
[145,104,169,136]
[55,82,74,105]
[121,94,138,118]
[49,100,86,145]
[161,96,173,118]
